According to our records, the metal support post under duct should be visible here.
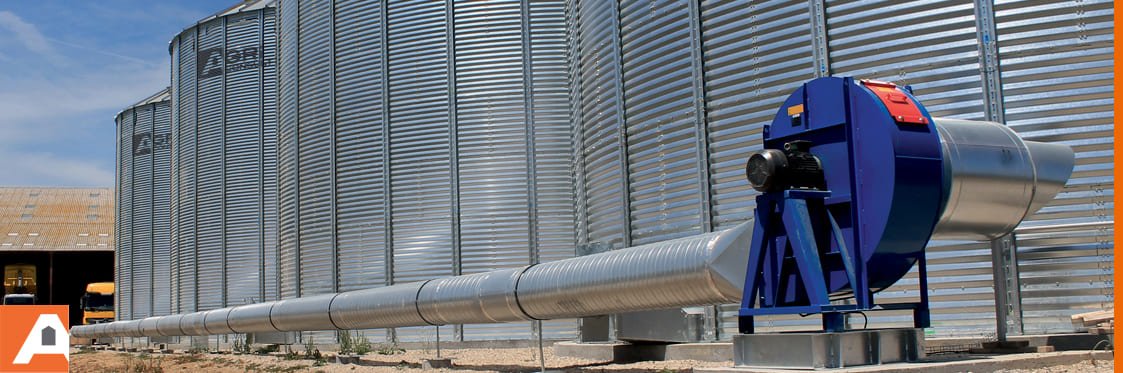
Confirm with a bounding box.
[575,242,612,343]
[990,234,1024,341]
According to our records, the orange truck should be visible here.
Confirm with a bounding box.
[81,282,115,324]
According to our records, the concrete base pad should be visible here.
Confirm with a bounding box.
[697,351,1113,372]
[666,342,733,361]
[732,329,923,369]
[927,333,1112,353]
[553,342,664,363]
[334,355,362,365]
[554,342,733,363]
[422,358,453,369]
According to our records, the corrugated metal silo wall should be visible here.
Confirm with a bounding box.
[169,4,279,318]
[115,92,173,321]
[276,0,576,343]
[567,0,1113,339]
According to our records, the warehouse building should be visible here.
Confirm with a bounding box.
[112,0,1113,344]
[0,187,115,327]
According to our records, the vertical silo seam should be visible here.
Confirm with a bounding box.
[445,0,462,342]
[521,0,541,340]
[220,14,228,309]
[191,25,200,313]
[379,0,395,342]
[327,0,338,295]
[128,109,136,321]
[115,108,122,322]
[445,0,462,279]
[686,0,712,235]
[170,49,179,313]
[293,0,301,299]
[380,0,393,289]
[520,0,539,268]
[278,0,297,302]
[610,0,631,248]
[149,107,156,317]
[565,0,588,248]
[258,7,267,303]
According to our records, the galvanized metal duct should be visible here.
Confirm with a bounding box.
[931,118,1075,241]
[72,221,752,338]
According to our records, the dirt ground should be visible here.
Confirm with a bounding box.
[994,357,1115,373]
[69,347,726,373]
[70,348,1116,373]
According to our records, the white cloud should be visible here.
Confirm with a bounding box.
[0,63,168,127]
[0,11,62,63]
[0,5,187,187]
[0,150,113,187]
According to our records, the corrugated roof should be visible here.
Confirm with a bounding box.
[0,187,114,252]
[115,87,170,121]
[168,0,276,51]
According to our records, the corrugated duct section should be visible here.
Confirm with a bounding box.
[169,0,278,319]
[275,0,575,343]
[115,89,173,322]
[567,0,1113,339]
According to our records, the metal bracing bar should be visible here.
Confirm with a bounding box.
[976,0,1020,341]
[990,234,1024,341]
[808,0,830,78]
[974,0,1006,124]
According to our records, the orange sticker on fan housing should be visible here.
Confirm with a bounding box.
[861,80,928,125]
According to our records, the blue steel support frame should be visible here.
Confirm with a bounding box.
[738,189,931,333]
[737,77,943,334]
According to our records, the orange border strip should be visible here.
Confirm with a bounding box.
[1114,0,1120,366]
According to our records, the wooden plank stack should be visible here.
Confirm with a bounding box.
[1071,309,1114,335]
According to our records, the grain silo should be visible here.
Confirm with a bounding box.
[169,0,278,316]
[115,88,172,322]
[565,0,1114,338]
[275,0,576,342]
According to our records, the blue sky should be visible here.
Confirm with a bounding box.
[0,0,233,186]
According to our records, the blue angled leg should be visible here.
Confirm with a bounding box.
[739,199,773,334]
[781,198,830,306]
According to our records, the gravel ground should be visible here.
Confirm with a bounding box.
[70,348,1116,373]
